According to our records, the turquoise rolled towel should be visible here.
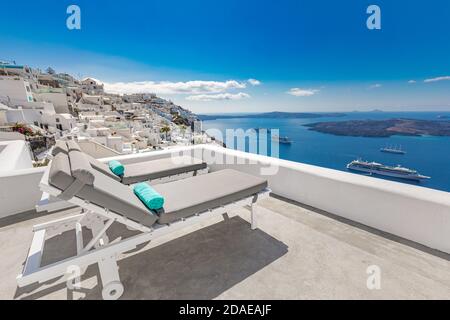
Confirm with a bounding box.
[133,182,165,210]
[109,160,125,176]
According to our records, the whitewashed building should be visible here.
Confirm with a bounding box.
[81,77,104,95]
[0,76,34,103]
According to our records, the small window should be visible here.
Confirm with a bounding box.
[56,118,60,123]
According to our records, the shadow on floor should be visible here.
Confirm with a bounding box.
[270,193,450,261]
[15,216,288,300]
[0,207,77,228]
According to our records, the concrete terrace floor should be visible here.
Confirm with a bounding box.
[0,196,449,300]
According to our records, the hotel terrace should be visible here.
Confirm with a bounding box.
[0,140,449,300]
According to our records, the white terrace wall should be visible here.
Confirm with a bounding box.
[0,140,33,171]
[0,167,45,217]
[190,145,450,254]
[0,140,45,217]
[77,139,121,159]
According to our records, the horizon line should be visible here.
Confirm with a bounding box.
[197,110,450,115]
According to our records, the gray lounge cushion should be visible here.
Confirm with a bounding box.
[58,140,206,184]
[78,171,158,227]
[49,153,73,190]
[68,150,95,185]
[51,140,68,156]
[65,139,121,182]
[153,169,268,224]
[85,153,122,182]
[48,153,158,227]
[121,156,207,185]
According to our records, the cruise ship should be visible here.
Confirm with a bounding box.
[272,135,292,144]
[347,159,430,181]
[380,145,406,155]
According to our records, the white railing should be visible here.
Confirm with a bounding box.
[0,144,449,254]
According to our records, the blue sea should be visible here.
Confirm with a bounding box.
[202,112,450,193]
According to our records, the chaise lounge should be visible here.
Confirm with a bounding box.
[17,147,270,299]
[52,140,208,185]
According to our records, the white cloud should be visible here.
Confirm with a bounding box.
[408,80,417,84]
[186,92,251,101]
[247,78,261,86]
[424,76,450,83]
[103,80,247,95]
[287,88,319,97]
[369,83,382,89]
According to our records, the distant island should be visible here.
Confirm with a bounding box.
[305,118,450,137]
[198,111,346,121]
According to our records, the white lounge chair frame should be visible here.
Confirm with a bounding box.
[17,167,270,300]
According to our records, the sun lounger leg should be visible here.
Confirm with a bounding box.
[98,256,123,300]
[251,203,257,230]
[250,194,260,230]
[86,216,111,249]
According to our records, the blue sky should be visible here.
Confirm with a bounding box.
[1,0,450,113]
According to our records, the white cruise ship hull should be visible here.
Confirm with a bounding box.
[347,165,429,181]
[380,149,405,155]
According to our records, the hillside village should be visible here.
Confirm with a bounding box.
[0,60,213,164]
